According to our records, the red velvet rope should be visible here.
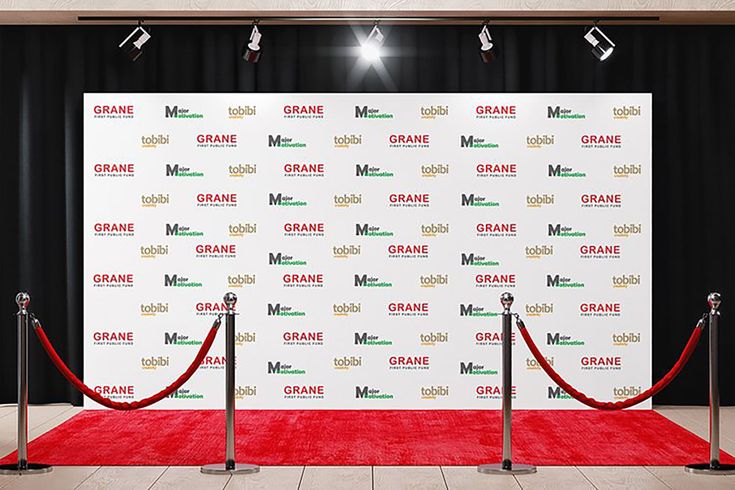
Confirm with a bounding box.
[517,316,705,410]
[32,316,221,410]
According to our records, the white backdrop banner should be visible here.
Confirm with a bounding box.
[83,93,652,409]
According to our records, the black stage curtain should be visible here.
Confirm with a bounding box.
[0,25,732,406]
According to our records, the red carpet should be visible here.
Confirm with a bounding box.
[2,410,732,466]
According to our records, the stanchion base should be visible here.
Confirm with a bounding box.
[478,463,536,475]
[685,463,735,475]
[0,463,53,475]
[201,463,260,475]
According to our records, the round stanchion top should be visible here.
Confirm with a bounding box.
[224,292,238,308]
[500,292,514,310]
[708,292,721,312]
[15,292,30,311]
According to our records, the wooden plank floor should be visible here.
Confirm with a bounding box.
[1,405,734,489]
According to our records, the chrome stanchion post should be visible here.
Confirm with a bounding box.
[202,292,259,475]
[478,292,536,475]
[0,292,52,475]
[686,292,735,475]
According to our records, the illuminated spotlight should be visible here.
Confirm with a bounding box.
[478,24,496,64]
[119,22,151,61]
[584,25,615,61]
[361,22,385,61]
[242,24,262,63]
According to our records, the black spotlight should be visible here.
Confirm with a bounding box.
[478,24,496,64]
[242,24,262,63]
[119,23,151,62]
[584,25,615,61]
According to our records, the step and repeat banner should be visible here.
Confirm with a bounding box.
[84,93,651,409]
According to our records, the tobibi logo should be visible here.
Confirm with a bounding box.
[333,245,361,259]
[525,303,554,317]
[165,105,203,119]
[388,134,430,148]
[354,274,393,288]
[355,332,393,346]
[283,385,325,400]
[140,302,169,317]
[356,223,394,237]
[612,274,640,288]
[356,386,395,400]
[141,134,170,148]
[548,164,586,178]
[284,331,324,346]
[228,105,256,119]
[164,332,202,346]
[460,135,499,149]
[140,244,168,259]
[355,105,394,119]
[269,193,307,207]
[269,252,307,266]
[199,356,227,370]
[613,105,641,120]
[476,223,517,238]
[268,134,307,148]
[581,134,622,149]
[195,243,237,259]
[94,222,134,237]
[614,386,642,400]
[141,193,169,208]
[333,302,361,317]
[476,385,516,400]
[334,134,362,148]
[389,356,430,371]
[421,163,450,177]
[283,104,324,119]
[420,105,449,119]
[196,134,238,148]
[141,356,169,370]
[267,303,306,317]
[164,274,203,288]
[526,134,554,149]
[580,302,622,318]
[333,356,362,370]
[526,245,554,259]
[460,303,500,318]
[612,332,641,346]
[195,301,230,316]
[283,222,325,237]
[420,274,448,288]
[581,356,622,371]
[388,302,429,317]
[92,331,134,346]
[228,274,256,288]
[526,357,554,371]
[461,252,500,267]
[421,223,449,237]
[93,273,134,288]
[166,223,204,238]
[613,164,642,178]
[613,223,642,238]
[547,332,585,346]
[229,223,257,238]
[389,193,430,208]
[548,386,572,400]
[547,105,586,120]
[166,163,204,178]
[461,193,499,207]
[235,332,257,346]
[460,362,498,376]
[284,162,324,178]
[579,244,621,259]
[334,193,362,208]
[94,385,135,400]
[419,332,449,346]
[548,223,586,238]
[235,385,257,399]
[526,194,555,208]
[228,164,257,178]
[94,162,135,177]
[388,244,429,259]
[476,163,516,178]
[475,105,517,119]
[546,274,584,288]
[356,163,393,178]
[267,361,306,375]
[421,386,450,400]
[581,193,622,209]
[196,193,237,208]
[167,388,204,400]
[93,105,134,119]
[475,330,515,346]
[282,274,324,289]
[475,274,516,289]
